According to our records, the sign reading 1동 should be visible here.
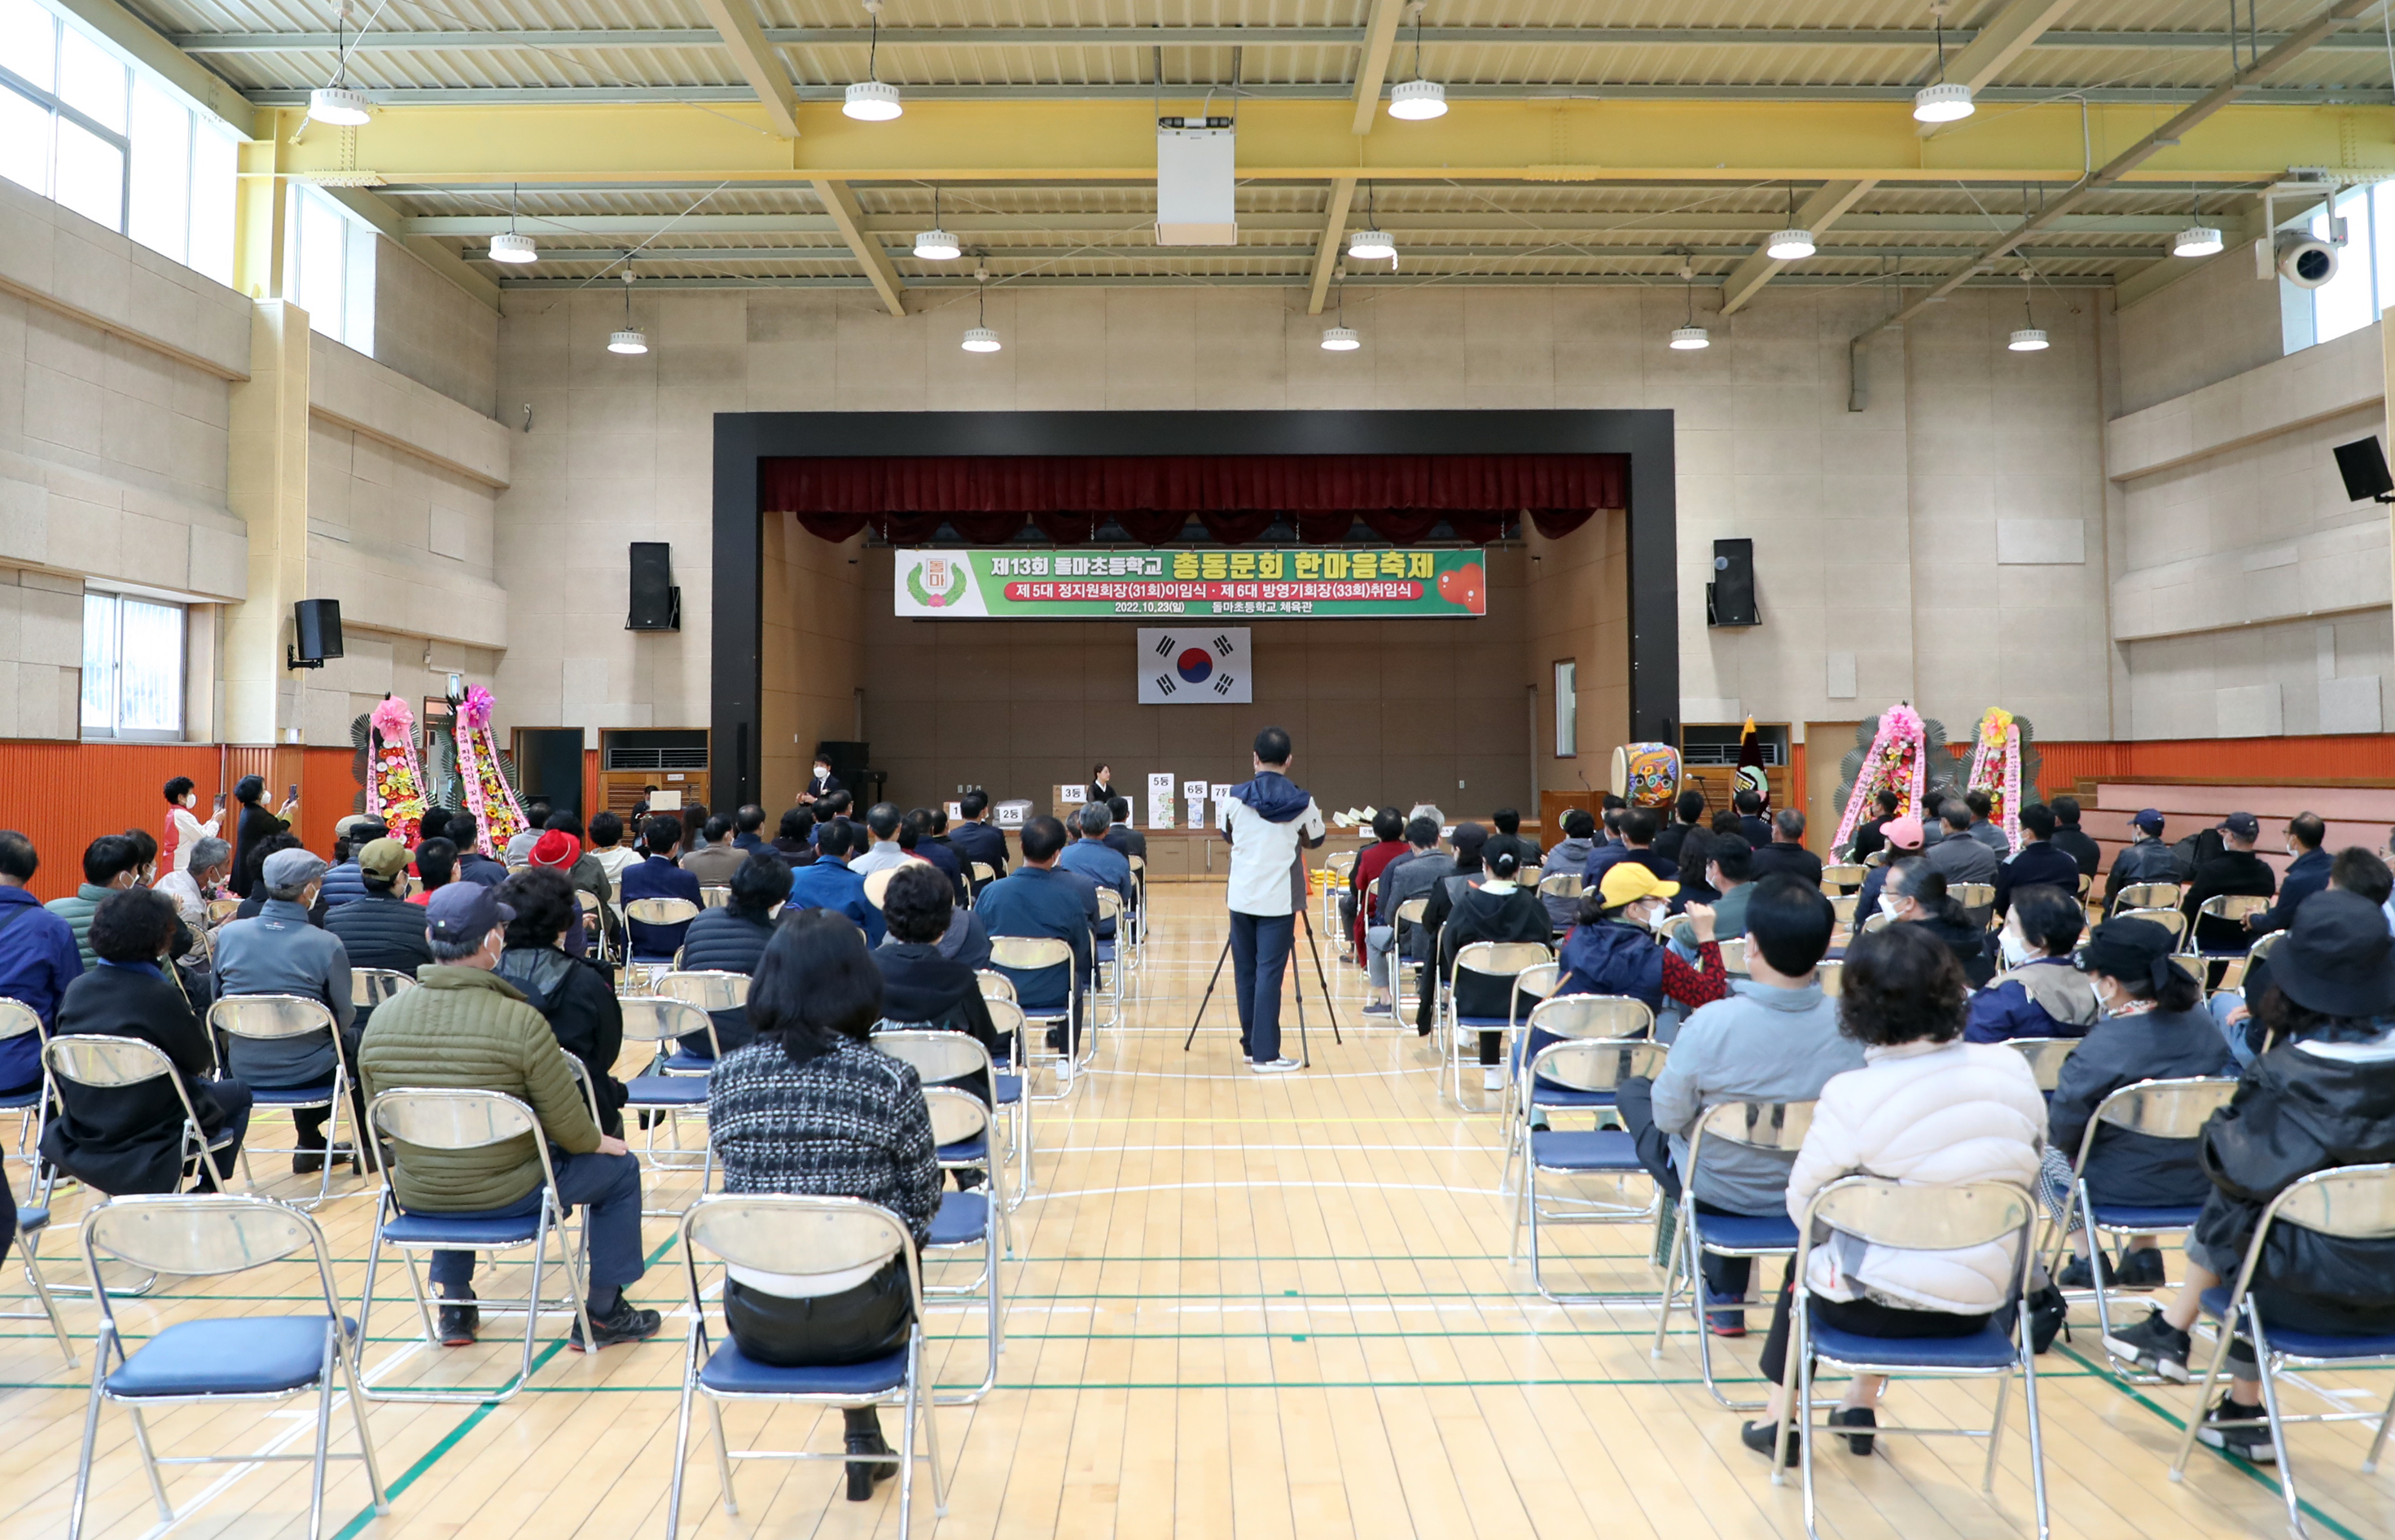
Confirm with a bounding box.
[894,547,1489,618]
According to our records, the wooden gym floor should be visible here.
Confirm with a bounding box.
[3,884,2391,1539]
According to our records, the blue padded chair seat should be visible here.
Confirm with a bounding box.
[626,1075,709,1106]
[1529,1129,1642,1172]
[0,1086,40,1110]
[2089,1203,2204,1230]
[1809,1316,2019,1371]
[250,1079,338,1106]
[929,1191,990,1248]
[660,1051,716,1074]
[1456,1016,1516,1031]
[699,1339,907,1397]
[2199,1288,2395,1360]
[1528,1086,1616,1110]
[1095,941,1116,963]
[937,1135,989,1165]
[381,1211,544,1247]
[1693,1212,1801,1252]
[994,1074,1023,1105]
[19,1204,48,1232]
[107,1316,355,1397]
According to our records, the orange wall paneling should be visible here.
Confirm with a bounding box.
[585,749,601,831]
[2033,735,2395,796]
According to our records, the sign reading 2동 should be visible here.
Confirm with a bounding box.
[893,547,1489,618]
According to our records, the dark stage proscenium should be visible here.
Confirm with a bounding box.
[710,410,1678,809]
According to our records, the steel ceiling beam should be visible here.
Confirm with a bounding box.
[1717,178,1875,314]
[812,178,906,314]
[1350,0,1409,134]
[393,213,2242,235]
[1307,175,1360,313]
[691,0,800,137]
[458,241,2132,263]
[489,270,2117,290]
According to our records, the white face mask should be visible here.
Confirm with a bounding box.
[1998,927,2031,967]
[1882,890,1912,920]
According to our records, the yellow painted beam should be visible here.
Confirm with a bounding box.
[274,99,2395,186]
[694,0,801,138]
[1307,176,1359,315]
[1351,0,1407,136]
[813,178,906,314]
[1719,178,1875,315]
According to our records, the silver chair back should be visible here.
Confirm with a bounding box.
[984,996,1029,1041]
[684,1193,910,1286]
[654,970,750,1011]
[1537,873,1582,902]
[45,1034,174,1090]
[1810,1176,2036,1253]
[989,936,1071,972]
[2195,893,2270,931]
[2270,1160,2395,1240]
[1819,863,1866,893]
[1393,897,1429,928]
[2116,906,2188,945]
[618,996,715,1050]
[1515,962,1561,1000]
[2007,1035,2081,1091]
[924,1086,990,1150]
[700,885,732,910]
[2116,881,2182,910]
[352,969,416,1008]
[872,1028,994,1087]
[1524,993,1655,1041]
[369,1087,541,1152]
[1527,1038,1668,1094]
[81,1192,324,1279]
[209,994,336,1041]
[2092,1076,2238,1141]
[625,897,700,927]
[1817,960,1844,997]
[1694,1098,1817,1153]
[1717,937,1748,976]
[976,970,1019,1004]
[1096,888,1124,928]
[0,997,42,1047]
[1455,941,1552,980]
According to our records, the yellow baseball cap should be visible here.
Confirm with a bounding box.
[1599,862,1680,909]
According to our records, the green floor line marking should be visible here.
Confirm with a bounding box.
[327,1339,568,1540]
[2057,1345,2369,1540]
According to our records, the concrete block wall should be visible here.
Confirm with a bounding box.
[370,235,501,419]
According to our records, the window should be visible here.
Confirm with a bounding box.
[2285,183,2395,354]
[81,590,185,740]
[0,0,237,283]
[288,183,376,353]
[1554,660,1577,757]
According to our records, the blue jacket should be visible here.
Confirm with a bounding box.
[2251,845,2332,937]
[786,859,885,945]
[319,860,371,909]
[621,854,704,960]
[1555,920,1665,1016]
[974,865,1095,1008]
[1993,840,2081,917]
[1058,838,1131,937]
[0,885,81,1090]
[948,820,1010,886]
[1964,957,2099,1043]
[911,837,967,905]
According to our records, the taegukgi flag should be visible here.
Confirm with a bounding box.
[1137,627,1252,704]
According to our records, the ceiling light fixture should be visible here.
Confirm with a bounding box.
[2173,195,2223,257]
[1347,182,1396,264]
[1386,5,1447,120]
[1669,257,1709,349]
[608,269,647,354]
[914,185,958,259]
[1322,292,1360,350]
[844,1,902,120]
[2007,267,2047,351]
[1912,5,1974,123]
[963,259,1001,352]
[1765,182,1814,260]
[306,11,372,125]
[489,184,535,263]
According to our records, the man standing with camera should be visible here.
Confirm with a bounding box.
[1221,727,1327,1073]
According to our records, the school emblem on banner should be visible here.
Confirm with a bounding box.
[1137,627,1252,704]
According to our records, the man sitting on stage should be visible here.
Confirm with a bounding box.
[1220,726,1327,1073]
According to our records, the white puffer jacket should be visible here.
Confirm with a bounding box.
[1786,1038,2047,1314]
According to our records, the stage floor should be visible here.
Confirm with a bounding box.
[4,885,2390,1539]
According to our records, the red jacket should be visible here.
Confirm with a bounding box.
[1350,840,1410,953]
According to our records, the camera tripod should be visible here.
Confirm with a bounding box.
[1182,907,1344,1067]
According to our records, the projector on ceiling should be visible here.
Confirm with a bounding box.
[1156,118,1238,246]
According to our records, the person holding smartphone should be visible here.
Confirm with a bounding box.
[226,775,298,899]
[160,777,222,875]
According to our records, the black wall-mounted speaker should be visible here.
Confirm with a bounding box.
[292,599,344,661]
[2334,437,2394,504]
[1706,537,1757,627]
[628,542,681,631]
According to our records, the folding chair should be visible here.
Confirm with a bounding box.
[968,862,998,904]
[975,970,1018,1006]
[700,884,732,910]
[2116,880,2184,914]
[1,997,47,1162]
[2050,1077,2238,1375]
[39,1035,237,1200]
[2115,905,2188,949]
[1390,896,1430,997]
[205,895,242,928]
[977,995,1033,1205]
[1773,1177,2050,1540]
[665,1195,950,1537]
[1651,1098,1818,1408]
[1537,874,1582,936]
[1951,882,1997,930]
[6,1196,73,1362]
[1717,937,1749,976]
[616,995,721,1196]
[1321,850,1355,952]
[352,968,416,1012]
[208,994,360,1207]
[624,897,700,989]
[1818,961,1845,997]
[357,1087,593,1402]
[2188,893,2271,959]
[2005,1036,2081,1092]
[2168,1162,2395,1535]
[67,1195,387,1540]
[1126,855,1147,945]
[1094,888,1127,1020]
[575,889,618,966]
[1511,1036,1670,1304]
[1440,940,1552,1108]
[1819,863,1866,894]
[871,1031,1010,1402]
[1499,994,1657,1192]
[989,937,1081,1100]
[1828,893,1858,928]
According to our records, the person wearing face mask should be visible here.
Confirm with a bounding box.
[1992,804,2081,919]
[1554,862,1727,1041]
[1964,885,2099,1043]
[2038,916,2235,1293]
[2244,812,2330,938]
[1423,847,1553,1090]
[1850,815,1926,926]
[1876,857,1995,988]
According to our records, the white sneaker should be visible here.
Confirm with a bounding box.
[1250,1057,1302,1074]
[1054,1060,1076,1085]
[1482,1067,1506,1092]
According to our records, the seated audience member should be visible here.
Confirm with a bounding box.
[680,818,747,886]
[1994,803,2081,917]
[162,774,221,875]
[772,806,818,868]
[1653,792,1708,870]
[1744,923,2046,1463]
[2247,812,2330,937]
[681,802,713,851]
[1923,804,1999,887]
[621,814,704,962]
[2209,846,2392,1069]
[975,815,1098,1059]
[1542,809,1599,905]
[2050,796,2103,880]
[2182,811,2279,956]
[586,811,638,889]
[418,805,453,847]
[1349,808,1411,953]
[1878,858,1995,987]
[2103,892,2395,1461]
[731,804,770,853]
[675,852,792,1058]
[849,804,910,876]
[1673,823,1719,910]
[502,800,553,866]
[706,909,941,1499]
[230,833,322,924]
[529,822,616,960]
[156,835,231,937]
[1414,822,1489,995]
[1058,803,1132,937]
[1848,789,1902,862]
[1485,809,1541,874]
[360,882,656,1353]
[0,831,83,1097]
[1621,875,1861,1335]
[1851,816,1925,925]
[2103,808,2179,912]
[494,867,626,1136]
[227,774,292,899]
[1557,863,1727,1037]
[42,888,251,1192]
[1748,809,1823,889]
[906,808,967,904]
[1364,816,1450,1018]
[808,792,855,846]
[46,835,147,968]
[319,819,389,908]
[1963,790,2011,856]
[787,820,885,945]
[2043,916,2233,1289]
[213,848,361,1174]
[948,791,1010,889]
[1734,790,1773,849]
[1420,847,1552,1088]
[409,838,458,906]
[324,839,435,1023]
[446,815,511,888]
[1966,885,2098,1042]
[1099,800,1146,864]
[1585,809,1677,888]
[873,862,1007,1103]
[1674,838,1753,950]
[1710,809,1744,840]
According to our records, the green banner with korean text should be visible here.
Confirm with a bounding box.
[894,548,1489,618]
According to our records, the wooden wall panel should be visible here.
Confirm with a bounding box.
[2034,735,2395,795]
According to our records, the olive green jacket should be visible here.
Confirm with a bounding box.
[357,965,602,1213]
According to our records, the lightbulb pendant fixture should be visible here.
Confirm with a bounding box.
[1347,181,1397,264]
[2173,193,2222,258]
[1765,182,1814,261]
[844,2,903,119]
[1322,293,1361,350]
[608,269,647,354]
[914,185,958,260]
[2007,268,2047,352]
[1387,5,1447,119]
[962,261,1001,352]
[307,12,371,125]
[1912,4,1975,122]
[489,184,536,263]
[1669,258,1709,349]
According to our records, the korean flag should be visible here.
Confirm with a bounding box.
[1137,626,1252,704]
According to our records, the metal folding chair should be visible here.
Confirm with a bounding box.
[976,995,1034,1205]
[1511,1036,1670,1304]
[2052,1076,2238,1376]
[574,888,618,965]
[1951,881,1997,930]
[2006,1036,2081,1092]
[975,969,1018,1005]
[68,1195,387,1540]
[38,1035,236,1200]
[665,1195,949,1536]
[2114,904,2187,948]
[2188,893,2271,958]
[1498,994,1656,1191]
[700,884,732,909]
[1817,960,1845,997]
[624,896,701,987]
[208,994,359,1207]
[1126,855,1147,945]
[1773,1177,2050,1540]
[1320,850,1355,952]
[351,968,416,1012]
[1716,937,1749,976]
[1440,940,1551,1108]
[357,1087,593,1402]
[1819,863,1866,894]
[1,997,47,1164]
[871,1030,1011,1402]
[1094,888,1127,1021]
[1651,1097,1818,1408]
[989,936,1081,1099]
[5,1196,73,1362]
[2168,1162,2395,1536]
[1390,896,1430,997]
[1537,873,1582,937]
[616,994,722,1198]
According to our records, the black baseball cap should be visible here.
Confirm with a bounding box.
[2219,811,2260,839]
[2270,890,2395,1018]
